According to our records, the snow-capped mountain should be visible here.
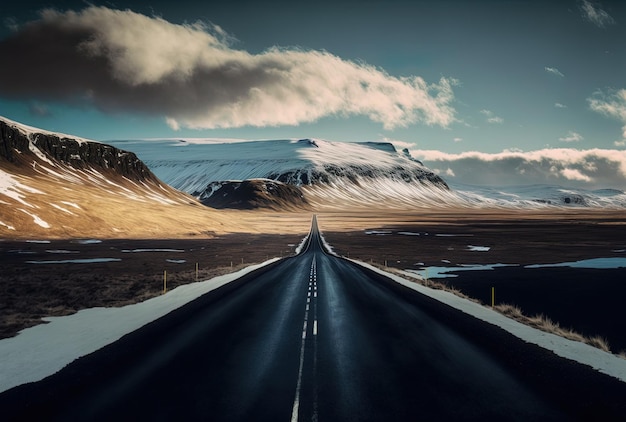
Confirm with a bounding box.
[0,116,246,237]
[109,137,626,210]
[449,183,626,209]
[109,138,454,209]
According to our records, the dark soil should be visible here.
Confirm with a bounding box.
[0,234,303,339]
[323,218,626,354]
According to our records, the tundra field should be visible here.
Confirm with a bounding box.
[2,209,626,356]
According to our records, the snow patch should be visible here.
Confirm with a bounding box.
[0,258,280,393]
[73,239,102,244]
[50,203,75,215]
[19,209,50,228]
[355,260,626,383]
[1,115,94,145]
[122,248,185,253]
[60,201,81,209]
[295,234,310,254]
[0,168,43,208]
[0,221,16,230]
[525,257,626,269]
[27,258,121,264]
[467,245,491,252]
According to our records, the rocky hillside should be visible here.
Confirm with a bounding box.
[0,116,250,238]
[199,179,309,210]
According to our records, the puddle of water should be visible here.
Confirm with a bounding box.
[525,257,626,270]
[122,249,185,253]
[73,239,102,245]
[408,257,626,280]
[27,258,121,264]
[407,263,518,279]
[467,245,490,252]
[365,230,392,235]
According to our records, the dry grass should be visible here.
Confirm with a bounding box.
[495,304,612,353]
[366,262,617,355]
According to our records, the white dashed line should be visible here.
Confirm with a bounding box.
[291,257,319,422]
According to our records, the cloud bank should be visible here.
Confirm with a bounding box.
[580,0,615,27]
[414,148,626,189]
[0,6,456,131]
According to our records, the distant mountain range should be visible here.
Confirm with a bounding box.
[110,138,626,210]
[2,115,625,239]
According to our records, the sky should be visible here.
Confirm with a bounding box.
[1,0,626,188]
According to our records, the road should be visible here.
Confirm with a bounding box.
[2,215,626,421]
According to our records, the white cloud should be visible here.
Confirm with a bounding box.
[165,117,180,131]
[554,103,567,109]
[453,137,463,142]
[480,109,503,124]
[561,168,592,182]
[580,0,615,27]
[589,89,626,144]
[444,168,455,177]
[559,131,583,143]
[412,148,626,188]
[545,67,564,77]
[0,6,457,131]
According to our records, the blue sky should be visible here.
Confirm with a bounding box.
[1,0,626,188]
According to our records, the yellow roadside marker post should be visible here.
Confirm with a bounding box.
[491,287,495,308]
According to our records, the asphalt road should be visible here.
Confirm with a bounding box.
[2,216,626,421]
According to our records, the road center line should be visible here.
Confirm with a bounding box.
[291,257,318,422]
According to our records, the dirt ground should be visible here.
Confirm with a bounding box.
[0,233,304,339]
[3,209,626,354]
[317,212,626,353]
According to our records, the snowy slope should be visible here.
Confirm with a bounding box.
[110,138,626,209]
[109,138,451,209]
[0,116,247,238]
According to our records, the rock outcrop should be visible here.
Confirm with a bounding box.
[0,119,155,182]
[199,179,309,210]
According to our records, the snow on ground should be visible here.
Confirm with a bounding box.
[0,168,43,208]
[0,221,15,230]
[26,258,122,264]
[525,257,626,269]
[50,203,76,215]
[1,115,94,145]
[0,258,280,394]
[18,209,50,229]
[2,242,625,395]
[357,261,626,383]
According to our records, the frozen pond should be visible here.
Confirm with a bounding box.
[121,249,185,253]
[27,258,122,264]
[410,257,626,279]
[407,263,517,279]
[525,257,626,269]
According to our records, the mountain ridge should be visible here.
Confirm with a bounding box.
[0,116,251,238]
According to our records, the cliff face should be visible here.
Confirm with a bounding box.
[0,119,155,182]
